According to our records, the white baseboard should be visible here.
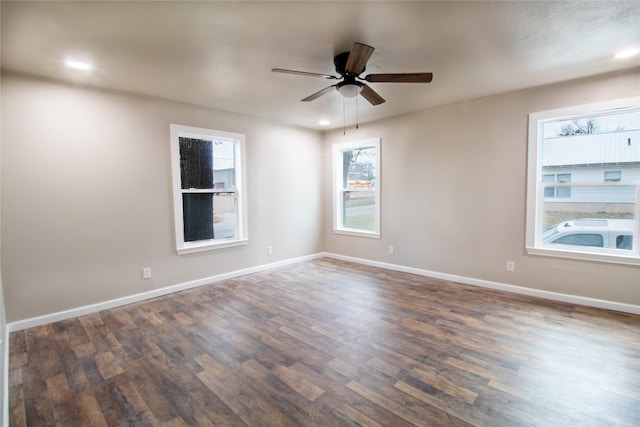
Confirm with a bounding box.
[7,253,322,332]
[321,252,640,315]
[7,251,639,333]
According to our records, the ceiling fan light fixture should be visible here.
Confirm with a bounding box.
[336,81,363,98]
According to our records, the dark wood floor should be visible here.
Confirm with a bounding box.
[9,258,640,426]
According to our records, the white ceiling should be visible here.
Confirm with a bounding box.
[2,1,639,130]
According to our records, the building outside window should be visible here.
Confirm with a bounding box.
[170,124,248,254]
[526,97,640,264]
[333,138,381,238]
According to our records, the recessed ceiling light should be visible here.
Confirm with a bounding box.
[614,48,640,60]
[65,58,93,71]
[318,120,331,126]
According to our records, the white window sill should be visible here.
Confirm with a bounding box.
[177,238,248,255]
[334,229,381,239]
[527,246,640,266]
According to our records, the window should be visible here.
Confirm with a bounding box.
[170,124,248,254]
[604,171,622,182]
[543,173,571,198]
[333,138,381,238]
[617,235,633,250]
[526,97,640,264]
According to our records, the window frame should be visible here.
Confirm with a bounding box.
[332,138,381,238]
[170,124,248,255]
[525,97,640,265]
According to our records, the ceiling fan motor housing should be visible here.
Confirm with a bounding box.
[334,51,363,77]
[334,51,364,97]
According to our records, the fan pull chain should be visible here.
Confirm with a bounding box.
[356,94,359,129]
[343,96,346,135]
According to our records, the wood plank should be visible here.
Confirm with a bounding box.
[75,389,109,427]
[408,366,478,405]
[271,364,325,402]
[195,354,297,427]
[9,385,27,427]
[347,379,474,426]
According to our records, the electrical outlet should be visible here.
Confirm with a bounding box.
[506,261,515,272]
[267,246,273,255]
[388,245,394,255]
[142,267,151,279]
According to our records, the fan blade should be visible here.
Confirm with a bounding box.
[360,84,385,105]
[364,73,433,83]
[301,85,337,102]
[272,68,338,80]
[345,42,375,75]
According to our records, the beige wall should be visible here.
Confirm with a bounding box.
[322,68,640,306]
[1,72,323,321]
[0,51,6,422]
[1,68,639,323]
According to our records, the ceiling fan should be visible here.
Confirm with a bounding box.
[272,42,433,106]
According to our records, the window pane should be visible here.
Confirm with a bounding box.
[616,235,633,250]
[542,175,554,198]
[183,193,214,242]
[556,186,571,198]
[213,141,236,190]
[179,139,239,242]
[343,147,376,190]
[604,171,621,182]
[340,145,377,232]
[213,192,237,239]
[556,174,571,198]
[540,109,638,252]
[179,138,213,189]
[343,191,375,230]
